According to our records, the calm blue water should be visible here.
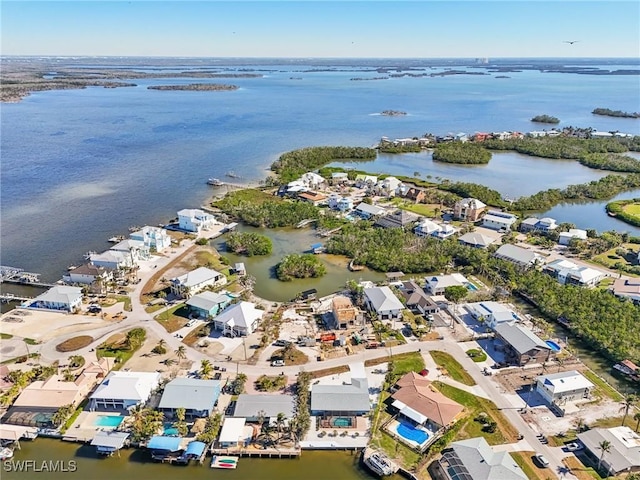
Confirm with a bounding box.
[2,59,639,281]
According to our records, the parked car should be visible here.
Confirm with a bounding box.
[271,359,285,367]
[533,454,549,467]
[273,339,291,347]
[186,320,196,327]
[566,442,583,451]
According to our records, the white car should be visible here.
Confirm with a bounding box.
[186,320,196,327]
[271,360,285,367]
[534,454,549,467]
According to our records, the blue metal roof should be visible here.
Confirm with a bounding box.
[185,441,206,456]
[147,435,181,451]
[311,243,323,249]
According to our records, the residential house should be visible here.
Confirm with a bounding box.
[390,372,464,451]
[158,378,221,419]
[363,286,404,320]
[611,277,640,304]
[402,187,426,204]
[311,363,370,418]
[218,417,252,448]
[354,174,378,189]
[577,427,640,476]
[110,239,148,263]
[399,281,440,315]
[431,437,528,480]
[377,176,402,197]
[453,198,486,222]
[375,209,419,229]
[299,172,327,190]
[232,394,295,422]
[494,323,552,366]
[543,259,605,287]
[170,267,227,298]
[558,229,588,246]
[298,191,328,206]
[432,224,457,240]
[212,301,263,337]
[520,217,558,234]
[331,172,350,185]
[481,210,517,231]
[535,371,594,407]
[130,226,172,252]
[473,132,492,142]
[177,208,217,234]
[26,286,83,312]
[493,244,542,268]
[89,371,161,411]
[425,274,470,295]
[457,231,496,249]
[186,291,232,319]
[63,264,113,293]
[234,262,246,276]
[355,202,387,219]
[466,301,518,329]
[332,295,360,329]
[90,250,134,270]
[328,195,354,212]
[414,219,441,237]
[91,431,130,456]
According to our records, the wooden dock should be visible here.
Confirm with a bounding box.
[210,447,301,458]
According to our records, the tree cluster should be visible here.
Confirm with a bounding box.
[531,115,560,124]
[432,142,492,164]
[276,253,327,281]
[226,232,273,256]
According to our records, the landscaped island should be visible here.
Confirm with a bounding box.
[147,83,239,91]
[592,108,640,119]
[605,199,640,227]
[531,114,560,124]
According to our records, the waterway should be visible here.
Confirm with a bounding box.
[3,438,391,480]
[212,224,386,302]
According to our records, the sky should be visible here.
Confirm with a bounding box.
[1,1,639,58]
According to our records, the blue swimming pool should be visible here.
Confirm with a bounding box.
[396,421,429,444]
[465,282,479,291]
[163,424,179,436]
[546,340,561,352]
[94,415,124,427]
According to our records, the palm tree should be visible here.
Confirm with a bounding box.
[620,394,637,426]
[597,439,612,472]
[275,412,286,442]
[634,411,640,432]
[175,345,186,362]
[200,359,213,379]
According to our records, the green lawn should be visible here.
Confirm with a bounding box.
[0,333,13,339]
[581,369,623,402]
[394,201,438,218]
[154,304,190,333]
[510,451,539,480]
[430,351,476,386]
[113,295,132,311]
[622,202,640,218]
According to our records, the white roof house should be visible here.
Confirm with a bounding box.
[466,301,518,328]
[89,371,160,411]
[558,228,588,245]
[543,259,605,287]
[110,238,148,262]
[578,426,640,475]
[90,250,134,270]
[130,226,172,252]
[415,219,442,237]
[535,370,594,405]
[212,301,263,337]
[311,363,370,415]
[27,286,83,312]
[170,267,227,298]
[458,232,496,249]
[364,286,404,319]
[299,172,326,189]
[425,273,469,295]
[218,417,251,447]
[481,210,517,231]
[494,244,542,268]
[355,202,387,218]
[520,217,558,233]
[177,208,218,234]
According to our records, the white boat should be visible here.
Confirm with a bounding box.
[207,178,224,186]
[0,447,14,460]
[108,235,125,243]
[362,448,398,477]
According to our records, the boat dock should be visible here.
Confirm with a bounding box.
[210,447,300,458]
[0,266,55,288]
[0,293,33,304]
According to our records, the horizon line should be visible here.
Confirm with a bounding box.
[2,55,640,60]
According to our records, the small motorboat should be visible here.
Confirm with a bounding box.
[0,447,14,461]
[207,178,224,186]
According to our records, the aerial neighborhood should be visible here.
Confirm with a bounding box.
[1,129,640,480]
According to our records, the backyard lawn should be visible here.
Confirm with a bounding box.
[510,451,541,480]
[430,351,476,386]
[154,304,190,333]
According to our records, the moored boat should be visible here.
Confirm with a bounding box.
[207,178,224,186]
[0,447,14,461]
[361,448,398,477]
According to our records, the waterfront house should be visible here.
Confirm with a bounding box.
[414,219,442,237]
[577,426,640,476]
[299,172,327,190]
[432,224,457,240]
[481,210,517,231]
[299,191,328,206]
[185,291,232,318]
[331,172,350,185]
[399,281,439,315]
[543,259,605,287]
[493,244,542,269]
[147,436,183,461]
[431,437,528,480]
[89,371,161,411]
[558,228,588,245]
[535,371,594,408]
[457,231,496,249]
[375,209,419,229]
[425,274,469,295]
[311,363,370,418]
[158,378,221,419]
[232,393,295,422]
[611,277,640,304]
[27,285,83,312]
[177,208,218,234]
[354,174,378,189]
[9,372,97,411]
[218,417,252,448]
[473,132,492,142]
[401,187,426,204]
[453,198,486,222]
[110,238,148,263]
[63,264,113,293]
[234,262,246,276]
[170,266,227,298]
[130,226,172,252]
[494,323,552,366]
[466,301,518,329]
[337,196,354,212]
[520,216,559,234]
[91,431,130,456]
[363,286,404,320]
[90,250,134,270]
[331,295,360,329]
[376,176,402,197]
[355,202,387,219]
[212,301,263,337]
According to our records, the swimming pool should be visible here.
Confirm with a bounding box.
[546,340,562,352]
[396,421,429,444]
[163,424,179,436]
[94,415,124,428]
[330,417,353,428]
[465,282,479,291]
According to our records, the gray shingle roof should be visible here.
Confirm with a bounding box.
[311,381,370,413]
[578,427,640,474]
[185,291,229,312]
[158,378,220,411]
[233,394,295,419]
[494,244,540,266]
[364,286,404,313]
